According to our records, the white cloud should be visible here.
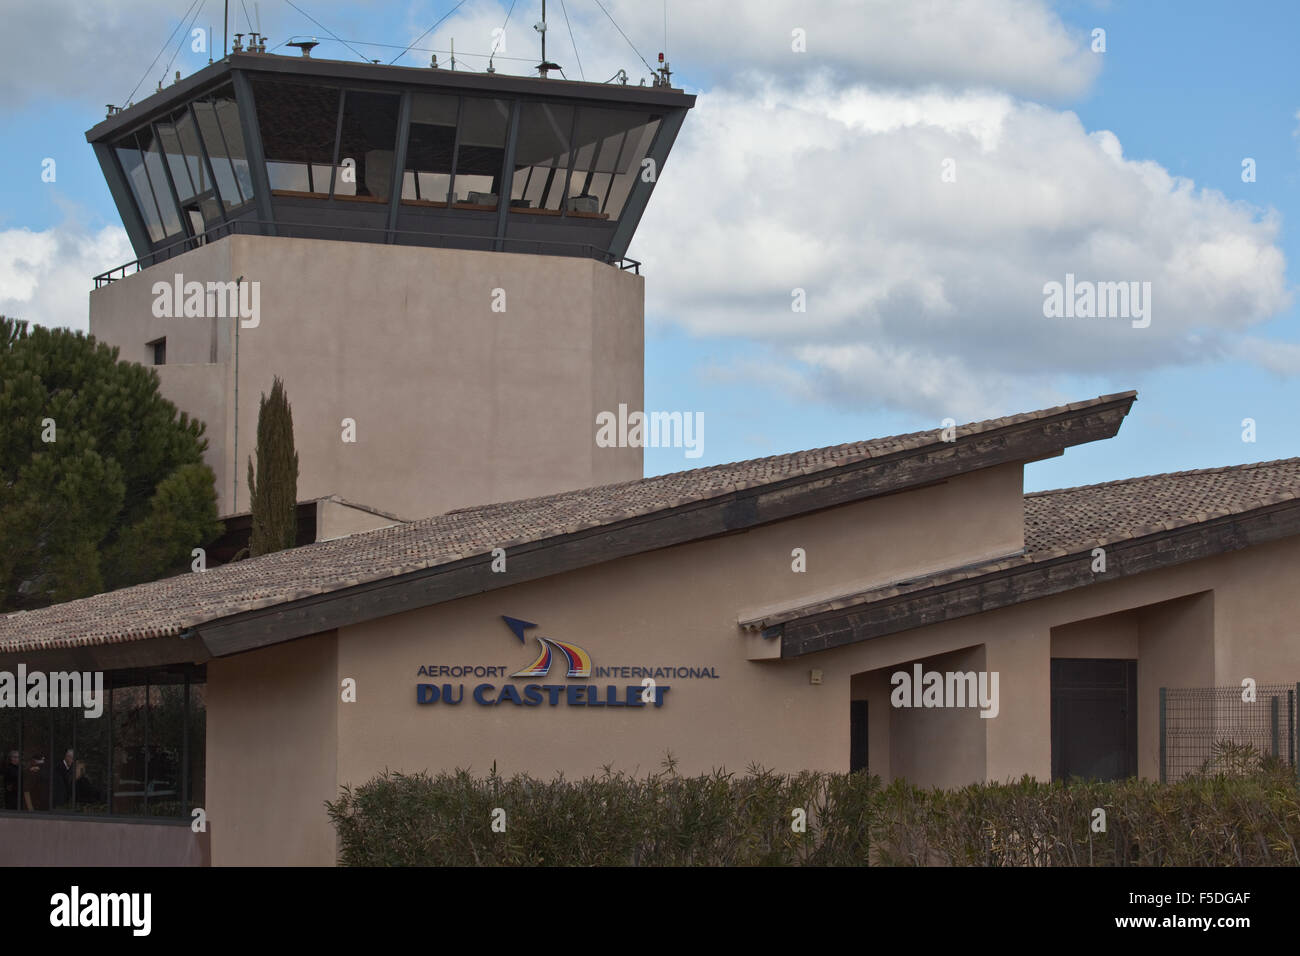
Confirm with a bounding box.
[0,0,1097,111]
[593,0,1100,99]
[0,226,132,333]
[634,77,1291,418]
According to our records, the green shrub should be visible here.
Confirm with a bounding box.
[326,758,1300,866]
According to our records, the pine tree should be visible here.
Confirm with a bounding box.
[0,315,222,610]
[247,376,299,557]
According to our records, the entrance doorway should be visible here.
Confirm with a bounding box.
[1051,658,1137,781]
[850,700,869,773]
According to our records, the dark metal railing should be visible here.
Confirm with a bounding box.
[93,218,641,286]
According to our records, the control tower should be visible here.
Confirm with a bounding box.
[85,43,694,519]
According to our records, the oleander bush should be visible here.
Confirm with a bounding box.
[327,750,1300,866]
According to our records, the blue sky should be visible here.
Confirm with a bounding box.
[2,0,1297,492]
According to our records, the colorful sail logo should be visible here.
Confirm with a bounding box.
[503,616,593,678]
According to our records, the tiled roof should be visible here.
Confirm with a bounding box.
[0,391,1140,653]
[1025,458,1300,553]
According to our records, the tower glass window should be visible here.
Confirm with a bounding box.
[137,126,184,238]
[510,102,574,213]
[192,85,256,211]
[156,106,220,235]
[253,79,342,195]
[114,135,168,243]
[598,113,660,219]
[561,108,662,219]
[452,97,510,209]
[335,89,401,201]
[402,93,459,205]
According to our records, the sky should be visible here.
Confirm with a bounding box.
[0,0,1297,492]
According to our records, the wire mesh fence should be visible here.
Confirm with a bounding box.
[1160,683,1299,782]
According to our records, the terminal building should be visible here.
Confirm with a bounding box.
[1,46,1299,867]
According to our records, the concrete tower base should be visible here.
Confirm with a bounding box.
[89,235,645,520]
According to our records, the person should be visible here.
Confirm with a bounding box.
[53,748,75,809]
[2,750,19,810]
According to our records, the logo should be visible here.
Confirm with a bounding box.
[414,616,722,710]
[504,616,592,678]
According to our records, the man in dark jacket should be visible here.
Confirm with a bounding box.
[53,749,75,809]
[2,750,19,810]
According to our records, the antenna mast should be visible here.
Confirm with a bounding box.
[534,0,561,78]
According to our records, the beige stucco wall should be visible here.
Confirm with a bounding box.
[1051,610,1140,659]
[205,630,338,866]
[89,235,644,521]
[886,645,989,789]
[1137,592,1215,778]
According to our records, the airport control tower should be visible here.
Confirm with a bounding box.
[85,38,694,520]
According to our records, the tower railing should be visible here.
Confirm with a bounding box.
[92,219,642,287]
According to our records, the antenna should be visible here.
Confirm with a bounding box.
[288,37,320,57]
[224,0,228,56]
[534,0,561,78]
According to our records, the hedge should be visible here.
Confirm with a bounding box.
[326,749,1300,866]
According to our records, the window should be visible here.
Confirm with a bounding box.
[114,129,183,243]
[452,97,511,209]
[137,126,184,238]
[0,666,205,819]
[192,85,256,210]
[148,337,166,366]
[335,90,401,201]
[564,108,661,220]
[253,79,342,195]
[156,105,221,233]
[509,102,574,213]
[156,108,207,206]
[114,137,166,243]
[402,93,459,205]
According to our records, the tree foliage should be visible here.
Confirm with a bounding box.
[0,316,222,611]
[247,376,298,557]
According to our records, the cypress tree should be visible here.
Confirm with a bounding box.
[247,376,299,556]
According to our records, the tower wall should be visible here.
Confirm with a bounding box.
[88,234,644,519]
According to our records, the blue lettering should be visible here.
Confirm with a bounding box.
[498,684,523,706]
[625,685,645,707]
[523,684,543,706]
[654,686,670,708]
[566,685,584,707]
[417,683,438,704]
[473,683,495,705]
[543,685,564,706]
[443,683,463,704]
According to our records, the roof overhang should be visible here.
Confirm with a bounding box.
[183,390,1135,661]
[86,53,695,143]
[766,495,1300,659]
[0,391,1135,670]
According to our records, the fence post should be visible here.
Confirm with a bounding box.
[1289,689,1296,769]
[1295,685,1300,782]
[1271,695,1280,759]
[1159,687,1167,784]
